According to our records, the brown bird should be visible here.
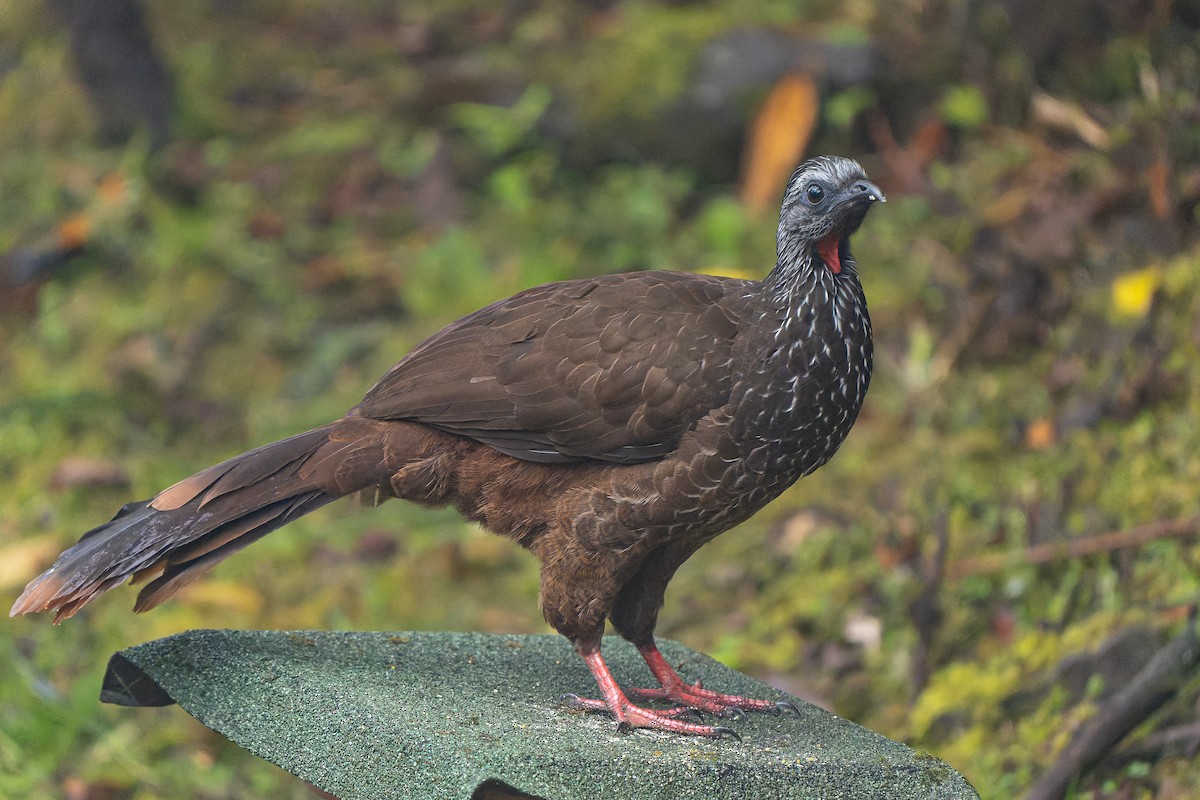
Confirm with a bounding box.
[12,156,883,737]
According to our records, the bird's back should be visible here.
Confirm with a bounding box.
[351,269,763,466]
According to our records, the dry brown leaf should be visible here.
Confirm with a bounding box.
[1147,159,1170,220]
[907,118,950,167]
[1030,91,1110,149]
[97,172,127,204]
[873,541,902,571]
[62,776,131,800]
[1025,418,1057,450]
[990,607,1017,646]
[1160,604,1193,624]
[49,456,130,490]
[56,213,91,251]
[981,186,1030,226]
[248,208,286,240]
[739,74,819,215]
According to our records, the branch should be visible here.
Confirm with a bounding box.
[909,511,948,695]
[1025,614,1200,800]
[1107,720,1200,765]
[949,516,1200,580]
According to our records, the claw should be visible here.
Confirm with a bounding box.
[775,700,801,715]
[721,706,746,720]
[713,726,741,741]
[559,693,610,715]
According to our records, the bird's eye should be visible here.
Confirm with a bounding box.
[805,183,825,204]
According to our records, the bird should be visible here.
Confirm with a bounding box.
[12,155,884,738]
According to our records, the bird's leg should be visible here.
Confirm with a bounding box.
[562,647,738,738]
[625,641,799,717]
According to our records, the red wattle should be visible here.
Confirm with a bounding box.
[817,235,841,274]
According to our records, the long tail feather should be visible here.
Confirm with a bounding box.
[11,418,404,622]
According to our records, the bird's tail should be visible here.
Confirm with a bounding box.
[11,417,410,622]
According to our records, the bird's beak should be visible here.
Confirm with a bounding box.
[829,180,885,216]
[825,179,885,238]
[853,180,885,204]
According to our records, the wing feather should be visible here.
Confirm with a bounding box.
[351,271,755,464]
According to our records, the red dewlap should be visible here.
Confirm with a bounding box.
[817,235,841,274]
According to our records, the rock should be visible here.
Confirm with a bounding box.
[102,629,978,800]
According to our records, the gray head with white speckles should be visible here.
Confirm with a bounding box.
[772,156,885,284]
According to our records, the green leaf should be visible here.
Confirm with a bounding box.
[449,84,552,158]
[940,84,989,128]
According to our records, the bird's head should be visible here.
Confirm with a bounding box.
[777,156,884,276]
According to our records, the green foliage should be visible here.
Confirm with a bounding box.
[940,84,990,129]
[546,3,722,124]
[825,86,878,131]
[450,85,553,158]
[2,2,1199,798]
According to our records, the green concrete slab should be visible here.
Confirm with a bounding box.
[101,629,978,800]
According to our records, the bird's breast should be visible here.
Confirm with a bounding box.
[635,285,872,536]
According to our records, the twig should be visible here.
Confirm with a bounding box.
[909,510,948,695]
[1107,720,1200,765]
[948,516,1200,580]
[1025,612,1200,800]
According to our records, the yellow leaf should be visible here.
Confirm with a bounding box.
[178,580,265,615]
[696,265,757,280]
[739,74,819,215]
[0,538,62,593]
[1111,266,1163,318]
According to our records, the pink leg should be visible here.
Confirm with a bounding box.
[562,649,739,738]
[626,642,799,717]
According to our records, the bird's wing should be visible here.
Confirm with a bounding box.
[351,271,755,463]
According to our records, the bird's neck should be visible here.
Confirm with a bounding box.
[763,245,868,342]
[725,241,873,480]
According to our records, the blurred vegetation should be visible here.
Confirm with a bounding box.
[2,1,1199,798]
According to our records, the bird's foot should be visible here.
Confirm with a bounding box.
[573,649,741,738]
[625,682,798,717]
[633,642,801,717]
[560,693,738,738]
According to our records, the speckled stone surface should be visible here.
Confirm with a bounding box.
[102,629,978,800]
